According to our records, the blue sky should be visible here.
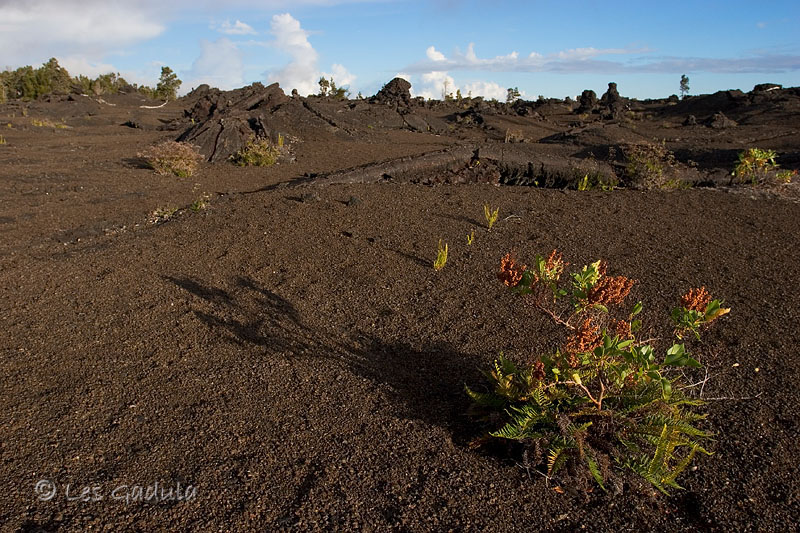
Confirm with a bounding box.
[1,0,799,100]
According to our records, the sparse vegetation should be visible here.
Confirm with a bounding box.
[504,129,524,143]
[190,193,211,212]
[138,141,203,177]
[732,148,793,185]
[230,137,282,167]
[148,206,179,224]
[467,230,475,246]
[31,118,68,129]
[318,76,349,99]
[0,135,6,145]
[506,87,521,104]
[576,173,617,191]
[484,203,499,231]
[468,252,729,494]
[623,141,678,190]
[433,239,448,271]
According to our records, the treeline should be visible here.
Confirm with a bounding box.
[0,58,181,103]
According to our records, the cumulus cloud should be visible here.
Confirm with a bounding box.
[218,20,257,35]
[323,63,356,88]
[414,70,456,99]
[264,13,354,96]
[57,56,118,79]
[183,38,245,91]
[462,80,507,100]
[0,1,164,68]
[264,13,319,95]
[409,70,507,101]
[426,46,446,62]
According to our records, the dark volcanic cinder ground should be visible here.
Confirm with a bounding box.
[0,84,799,532]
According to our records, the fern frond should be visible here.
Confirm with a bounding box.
[465,385,506,409]
[648,425,674,480]
[662,444,699,488]
[586,454,606,491]
[489,403,550,440]
[547,442,572,476]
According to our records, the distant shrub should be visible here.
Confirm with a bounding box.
[468,252,729,494]
[31,118,68,129]
[623,141,678,190]
[230,136,284,167]
[138,141,203,177]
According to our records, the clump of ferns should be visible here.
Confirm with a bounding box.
[468,252,729,494]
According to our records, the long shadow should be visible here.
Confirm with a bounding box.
[165,275,311,354]
[343,336,485,440]
[432,212,483,227]
[386,248,430,269]
[165,274,485,439]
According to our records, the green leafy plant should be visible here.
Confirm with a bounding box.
[468,252,730,494]
[671,287,730,340]
[732,148,783,185]
[433,239,448,271]
[776,169,796,183]
[467,230,475,246]
[138,141,203,178]
[484,204,499,231]
[576,173,617,191]
[230,137,282,167]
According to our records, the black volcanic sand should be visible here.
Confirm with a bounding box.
[0,86,798,531]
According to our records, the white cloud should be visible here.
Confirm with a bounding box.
[411,71,506,100]
[0,1,164,68]
[57,56,118,79]
[462,80,507,100]
[426,46,446,62]
[414,71,456,99]
[264,13,319,95]
[264,13,355,96]
[323,63,355,87]
[218,20,256,35]
[183,38,245,91]
[406,42,648,74]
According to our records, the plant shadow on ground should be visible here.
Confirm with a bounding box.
[432,211,484,227]
[121,156,153,170]
[165,274,483,441]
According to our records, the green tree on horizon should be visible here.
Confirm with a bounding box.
[155,66,181,101]
[680,74,690,99]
